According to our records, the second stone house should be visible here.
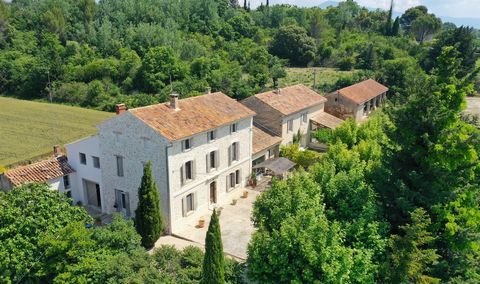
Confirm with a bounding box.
[242,84,343,149]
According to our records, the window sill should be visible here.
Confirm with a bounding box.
[182,179,194,187]
[185,210,195,217]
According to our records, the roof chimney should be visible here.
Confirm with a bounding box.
[170,92,179,110]
[206,87,211,94]
[115,103,127,115]
[275,88,281,95]
[53,145,61,157]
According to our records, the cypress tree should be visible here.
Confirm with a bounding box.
[385,0,393,35]
[266,0,269,7]
[202,209,225,284]
[243,0,247,10]
[392,17,400,36]
[135,161,163,249]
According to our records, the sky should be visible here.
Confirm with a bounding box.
[250,0,480,19]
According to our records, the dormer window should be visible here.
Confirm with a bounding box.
[207,130,216,142]
[182,138,192,151]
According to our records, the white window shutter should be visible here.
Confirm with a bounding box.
[228,145,232,166]
[182,197,187,217]
[226,175,229,191]
[236,142,240,160]
[125,192,130,217]
[206,154,210,172]
[215,151,219,169]
[193,193,197,210]
[192,160,196,180]
[180,165,184,185]
[115,190,121,212]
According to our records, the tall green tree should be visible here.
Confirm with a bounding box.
[391,17,400,36]
[382,208,440,283]
[411,14,441,43]
[269,25,316,66]
[202,209,225,284]
[135,161,163,249]
[0,183,92,283]
[384,0,393,36]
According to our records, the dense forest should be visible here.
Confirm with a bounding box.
[0,0,478,111]
[1,0,480,283]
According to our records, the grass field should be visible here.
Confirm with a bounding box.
[279,67,358,91]
[0,97,114,167]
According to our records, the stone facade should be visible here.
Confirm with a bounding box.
[281,103,324,147]
[67,110,253,234]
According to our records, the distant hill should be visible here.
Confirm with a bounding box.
[319,1,338,9]
[318,1,480,29]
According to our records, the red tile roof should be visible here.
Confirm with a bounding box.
[252,124,282,155]
[243,84,327,116]
[311,112,344,129]
[337,79,388,105]
[4,156,74,186]
[129,92,255,141]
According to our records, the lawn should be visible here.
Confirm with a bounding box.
[279,67,358,91]
[0,97,114,167]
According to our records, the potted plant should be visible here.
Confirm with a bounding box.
[250,171,257,187]
[242,190,249,198]
[231,199,238,205]
[197,217,205,228]
[217,207,223,217]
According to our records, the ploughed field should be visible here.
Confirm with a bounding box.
[0,97,113,167]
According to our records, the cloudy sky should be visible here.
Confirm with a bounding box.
[250,0,480,19]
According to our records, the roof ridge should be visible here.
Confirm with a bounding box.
[129,92,225,112]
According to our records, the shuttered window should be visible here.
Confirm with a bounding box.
[206,151,219,172]
[182,193,197,217]
[181,160,195,185]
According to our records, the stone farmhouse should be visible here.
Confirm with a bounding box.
[324,79,389,121]
[1,81,387,235]
[66,92,254,233]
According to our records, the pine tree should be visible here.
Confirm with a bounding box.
[382,208,440,283]
[202,209,225,284]
[392,17,400,36]
[135,161,163,249]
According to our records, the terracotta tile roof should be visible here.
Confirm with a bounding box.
[337,79,388,105]
[4,156,74,186]
[243,84,327,116]
[310,112,344,129]
[129,92,255,141]
[252,124,282,155]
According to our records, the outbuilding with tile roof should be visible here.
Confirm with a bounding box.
[1,149,75,195]
[324,79,388,121]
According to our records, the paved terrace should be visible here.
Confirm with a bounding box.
[156,188,260,260]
